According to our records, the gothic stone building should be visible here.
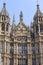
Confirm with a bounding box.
[0,2,43,65]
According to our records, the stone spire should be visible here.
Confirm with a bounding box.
[37,0,40,12]
[1,2,9,16]
[12,15,16,31]
[37,2,40,14]
[37,4,39,11]
[20,11,23,22]
[34,1,42,18]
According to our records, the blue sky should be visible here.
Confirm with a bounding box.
[0,0,43,26]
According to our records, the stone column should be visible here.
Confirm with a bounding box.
[0,23,1,34]
[7,43,10,54]
[4,57,6,65]
[38,24,40,35]
[14,43,18,54]
[14,58,18,65]
[39,42,42,54]
[14,43,18,65]
[4,24,6,53]
[34,25,36,35]
[8,23,10,34]
[39,42,42,65]
[27,43,32,65]
[7,58,10,65]
[0,54,3,65]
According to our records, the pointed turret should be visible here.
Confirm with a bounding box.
[34,3,42,19]
[11,15,16,31]
[20,11,23,22]
[1,2,9,17]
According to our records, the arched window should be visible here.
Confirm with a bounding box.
[2,16,6,21]
[36,25,38,34]
[6,24,9,31]
[2,23,5,31]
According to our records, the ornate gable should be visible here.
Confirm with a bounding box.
[15,11,29,36]
[16,22,28,35]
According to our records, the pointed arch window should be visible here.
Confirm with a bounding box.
[32,45,35,54]
[39,17,42,21]
[40,24,43,32]
[10,58,14,65]
[32,58,36,65]
[18,59,27,65]
[2,15,6,21]
[18,44,27,54]
[10,43,14,54]
[2,23,5,31]
[36,25,38,34]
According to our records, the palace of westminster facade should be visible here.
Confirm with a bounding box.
[0,2,43,65]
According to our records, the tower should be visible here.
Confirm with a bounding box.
[33,2,43,65]
[0,2,10,65]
